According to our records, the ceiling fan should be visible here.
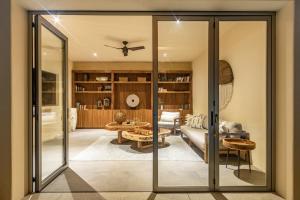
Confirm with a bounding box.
[104,41,145,56]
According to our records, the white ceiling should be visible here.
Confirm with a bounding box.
[19,0,289,11]
[43,15,211,62]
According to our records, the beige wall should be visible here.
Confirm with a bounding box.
[276,2,294,200]
[11,0,28,199]
[192,51,208,115]
[73,61,192,71]
[219,22,267,171]
[192,22,267,171]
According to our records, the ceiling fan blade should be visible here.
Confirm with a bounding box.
[104,44,121,49]
[128,46,145,51]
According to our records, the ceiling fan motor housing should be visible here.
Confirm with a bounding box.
[122,47,129,56]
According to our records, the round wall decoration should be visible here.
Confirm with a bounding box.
[126,94,140,108]
[219,60,234,110]
[219,60,234,84]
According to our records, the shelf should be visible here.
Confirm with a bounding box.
[42,91,56,93]
[158,81,191,84]
[114,81,151,84]
[74,81,112,83]
[75,91,112,94]
[158,91,191,94]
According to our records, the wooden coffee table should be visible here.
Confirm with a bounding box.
[105,121,150,144]
[223,138,256,177]
[122,128,171,149]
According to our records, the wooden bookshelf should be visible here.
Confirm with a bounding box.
[72,70,192,128]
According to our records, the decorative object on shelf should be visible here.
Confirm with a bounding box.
[75,85,85,91]
[96,76,108,81]
[104,85,112,91]
[126,94,140,108]
[75,102,80,109]
[83,73,89,81]
[78,105,87,110]
[96,99,102,109]
[219,60,234,110]
[119,77,128,81]
[137,77,147,82]
[158,87,167,92]
[159,73,168,81]
[114,110,127,124]
[97,86,103,91]
[103,97,110,108]
[175,76,190,82]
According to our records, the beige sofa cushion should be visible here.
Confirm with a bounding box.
[181,125,207,150]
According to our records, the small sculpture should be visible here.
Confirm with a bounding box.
[114,110,126,124]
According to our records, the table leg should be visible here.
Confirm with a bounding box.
[137,141,142,149]
[162,136,165,147]
[226,148,229,168]
[237,150,240,177]
[117,130,122,144]
[248,150,252,173]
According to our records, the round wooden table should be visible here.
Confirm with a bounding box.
[222,138,256,177]
[105,121,151,144]
[122,128,171,149]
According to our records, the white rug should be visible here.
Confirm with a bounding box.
[70,129,203,162]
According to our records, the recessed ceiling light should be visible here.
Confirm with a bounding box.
[53,16,60,24]
[176,19,180,24]
[163,53,167,57]
[93,52,98,57]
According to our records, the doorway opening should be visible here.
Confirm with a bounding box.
[30,13,274,193]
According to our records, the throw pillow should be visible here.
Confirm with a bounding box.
[190,114,204,129]
[185,114,193,126]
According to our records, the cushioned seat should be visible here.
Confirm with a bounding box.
[181,125,207,150]
[180,115,248,163]
[158,111,181,134]
[158,121,177,129]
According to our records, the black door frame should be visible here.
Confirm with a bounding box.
[28,11,275,193]
[33,15,69,191]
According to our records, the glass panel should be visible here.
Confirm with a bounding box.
[157,20,209,187]
[41,25,65,180]
[218,21,267,186]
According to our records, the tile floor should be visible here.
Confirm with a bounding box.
[24,192,284,200]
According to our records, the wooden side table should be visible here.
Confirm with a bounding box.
[222,138,256,177]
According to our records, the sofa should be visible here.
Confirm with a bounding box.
[180,114,248,163]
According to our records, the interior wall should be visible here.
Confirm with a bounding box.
[73,61,192,71]
[0,0,12,199]
[192,22,267,171]
[276,2,294,200]
[192,51,208,115]
[11,0,28,199]
[219,22,267,171]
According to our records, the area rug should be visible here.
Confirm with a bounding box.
[69,129,203,162]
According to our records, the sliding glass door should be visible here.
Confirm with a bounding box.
[152,15,273,192]
[214,16,273,191]
[33,16,68,191]
[152,16,215,191]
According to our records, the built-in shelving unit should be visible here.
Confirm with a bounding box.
[72,70,192,128]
